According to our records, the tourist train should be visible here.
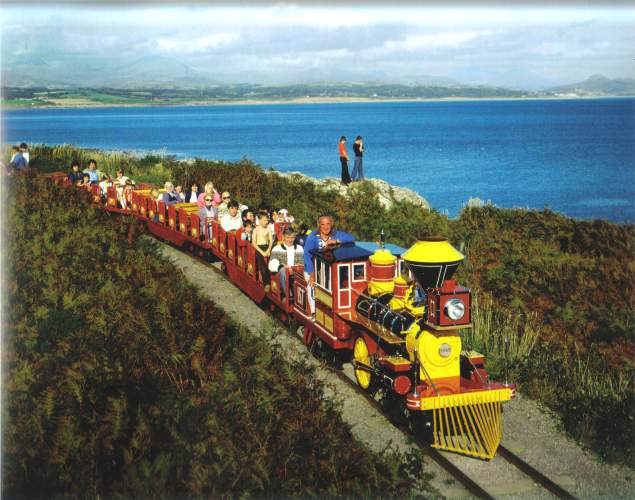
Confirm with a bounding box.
[49,172,515,460]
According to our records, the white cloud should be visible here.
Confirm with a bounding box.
[156,33,240,54]
[383,30,493,52]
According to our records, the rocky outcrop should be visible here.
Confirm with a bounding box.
[273,171,430,211]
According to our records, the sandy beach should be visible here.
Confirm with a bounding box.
[2,94,625,111]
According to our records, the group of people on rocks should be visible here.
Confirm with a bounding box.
[338,135,365,185]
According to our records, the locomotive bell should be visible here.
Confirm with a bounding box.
[402,237,464,289]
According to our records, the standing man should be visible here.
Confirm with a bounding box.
[338,136,351,185]
[303,215,355,316]
[351,136,364,181]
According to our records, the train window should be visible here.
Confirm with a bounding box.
[316,259,331,291]
[339,265,350,289]
[353,263,366,282]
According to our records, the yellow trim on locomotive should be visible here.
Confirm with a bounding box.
[426,389,510,459]
[368,248,397,296]
[417,330,461,380]
[402,239,464,264]
[388,275,408,310]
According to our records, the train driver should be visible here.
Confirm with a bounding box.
[303,215,355,315]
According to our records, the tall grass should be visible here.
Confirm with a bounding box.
[466,293,541,372]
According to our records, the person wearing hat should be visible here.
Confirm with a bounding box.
[338,136,351,185]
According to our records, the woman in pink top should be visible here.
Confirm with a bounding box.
[197,181,221,207]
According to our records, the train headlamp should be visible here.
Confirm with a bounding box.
[445,298,465,321]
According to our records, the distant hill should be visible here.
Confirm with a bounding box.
[547,75,635,96]
[3,55,221,89]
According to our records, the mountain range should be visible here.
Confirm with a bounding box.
[2,53,634,96]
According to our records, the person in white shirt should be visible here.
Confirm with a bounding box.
[186,183,199,204]
[220,200,243,232]
[269,227,304,301]
[114,170,129,187]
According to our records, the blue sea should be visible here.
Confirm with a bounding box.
[3,98,634,223]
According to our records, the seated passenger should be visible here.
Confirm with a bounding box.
[151,188,160,201]
[220,200,242,232]
[217,191,232,218]
[98,175,111,202]
[270,208,280,223]
[185,183,199,204]
[241,220,254,242]
[82,173,92,190]
[114,169,129,187]
[278,208,294,223]
[175,185,185,202]
[197,181,221,207]
[84,159,99,184]
[270,227,304,301]
[252,212,273,291]
[242,208,255,226]
[67,161,82,185]
[199,194,218,238]
[161,182,181,205]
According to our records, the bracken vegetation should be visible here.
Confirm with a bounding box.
[12,144,635,467]
[3,173,437,497]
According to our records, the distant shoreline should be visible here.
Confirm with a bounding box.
[2,94,632,110]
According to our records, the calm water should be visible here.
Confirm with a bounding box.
[3,98,634,223]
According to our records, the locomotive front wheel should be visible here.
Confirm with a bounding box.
[353,337,378,392]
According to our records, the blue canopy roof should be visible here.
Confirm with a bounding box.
[309,241,407,263]
[309,243,372,262]
[356,241,408,256]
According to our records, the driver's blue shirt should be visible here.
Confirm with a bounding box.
[303,229,355,274]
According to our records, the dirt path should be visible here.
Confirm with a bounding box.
[157,240,633,499]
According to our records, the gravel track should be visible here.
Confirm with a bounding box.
[157,240,633,499]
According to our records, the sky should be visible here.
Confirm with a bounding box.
[2,3,635,89]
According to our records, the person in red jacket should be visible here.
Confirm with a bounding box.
[338,136,351,185]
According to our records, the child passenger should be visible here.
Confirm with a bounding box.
[252,212,273,291]
[241,220,254,242]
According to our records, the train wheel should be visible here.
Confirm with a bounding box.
[381,390,409,426]
[409,411,433,442]
[353,336,378,392]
